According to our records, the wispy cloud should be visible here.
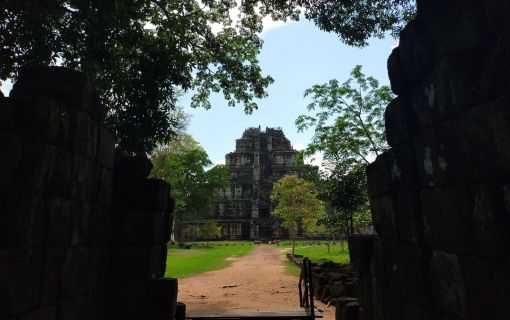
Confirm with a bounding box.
[0,80,13,97]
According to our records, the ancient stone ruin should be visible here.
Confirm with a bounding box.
[179,127,302,240]
[349,1,510,319]
[0,67,177,320]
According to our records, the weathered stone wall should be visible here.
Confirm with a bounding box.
[350,1,510,319]
[0,67,176,320]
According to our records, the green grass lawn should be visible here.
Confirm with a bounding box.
[165,241,254,278]
[276,241,350,264]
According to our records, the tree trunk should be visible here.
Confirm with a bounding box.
[292,239,296,255]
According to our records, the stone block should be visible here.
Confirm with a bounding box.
[49,149,73,197]
[395,244,429,306]
[387,48,410,96]
[39,248,65,307]
[421,186,474,254]
[348,235,374,274]
[70,201,98,246]
[175,302,186,320]
[398,19,436,86]
[111,245,166,286]
[10,67,101,116]
[46,196,73,247]
[470,184,510,258]
[117,208,169,245]
[61,292,99,320]
[109,285,149,320]
[124,179,170,211]
[369,194,398,241]
[69,109,97,160]
[11,143,58,193]
[393,192,424,244]
[429,250,467,319]
[341,301,360,320]
[10,96,66,146]
[385,97,417,147]
[96,126,116,169]
[114,152,153,181]
[0,249,43,315]
[0,191,45,248]
[71,156,100,202]
[0,133,23,194]
[18,306,57,320]
[389,146,420,192]
[461,255,510,319]
[366,152,392,198]
[146,278,178,320]
[61,247,97,297]
[0,96,14,130]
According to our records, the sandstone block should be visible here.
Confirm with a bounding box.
[0,133,23,194]
[39,248,65,306]
[71,156,100,201]
[96,126,115,169]
[49,149,73,197]
[114,152,153,181]
[117,209,169,245]
[0,249,43,315]
[387,48,409,96]
[10,96,66,146]
[393,192,424,245]
[124,179,171,211]
[18,306,57,320]
[10,67,102,118]
[46,197,73,247]
[470,184,510,258]
[111,245,166,286]
[348,235,374,274]
[429,250,467,319]
[109,286,149,320]
[369,194,398,241]
[366,152,392,198]
[398,19,436,86]
[61,292,99,320]
[421,186,474,254]
[61,247,97,297]
[146,278,178,320]
[385,97,417,147]
[0,96,14,130]
[0,192,45,248]
[12,143,58,193]
[69,109,97,160]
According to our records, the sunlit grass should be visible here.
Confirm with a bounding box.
[165,241,254,278]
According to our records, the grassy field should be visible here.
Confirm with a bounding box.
[276,241,350,264]
[165,242,254,278]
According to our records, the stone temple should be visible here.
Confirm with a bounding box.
[210,126,302,240]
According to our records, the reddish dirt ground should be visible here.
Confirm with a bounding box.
[178,245,335,319]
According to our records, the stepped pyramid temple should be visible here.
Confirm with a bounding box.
[210,127,302,240]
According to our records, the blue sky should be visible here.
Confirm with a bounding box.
[0,18,396,165]
[180,19,396,165]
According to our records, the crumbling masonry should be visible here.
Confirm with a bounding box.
[0,67,177,320]
[349,1,510,319]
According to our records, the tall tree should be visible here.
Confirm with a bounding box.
[270,175,323,254]
[296,65,393,166]
[150,133,229,225]
[2,1,414,153]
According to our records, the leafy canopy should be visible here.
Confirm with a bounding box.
[2,1,414,153]
[296,65,393,166]
[150,133,229,220]
[270,175,323,239]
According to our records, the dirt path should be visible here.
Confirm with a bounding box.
[178,245,335,319]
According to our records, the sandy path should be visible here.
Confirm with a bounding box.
[178,245,335,319]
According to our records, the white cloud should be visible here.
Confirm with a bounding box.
[293,142,305,151]
[391,41,399,50]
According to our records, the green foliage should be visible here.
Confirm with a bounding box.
[165,241,254,278]
[150,133,229,221]
[296,65,393,166]
[1,0,290,154]
[2,2,413,153]
[270,175,323,240]
[325,163,370,239]
[301,0,416,47]
[199,220,222,240]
